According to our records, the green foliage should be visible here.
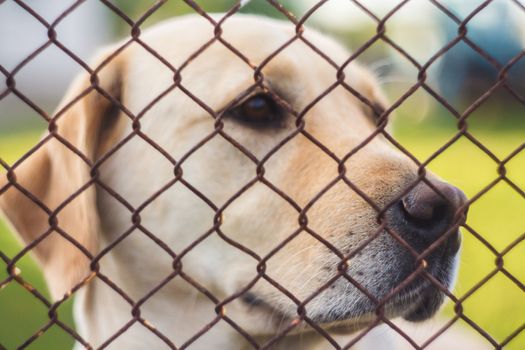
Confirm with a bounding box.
[0,222,76,350]
[110,0,299,35]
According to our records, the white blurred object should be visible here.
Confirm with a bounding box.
[355,319,492,350]
[240,0,253,8]
[296,0,434,31]
[0,0,112,115]
[321,318,492,350]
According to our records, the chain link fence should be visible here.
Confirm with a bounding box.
[0,0,524,349]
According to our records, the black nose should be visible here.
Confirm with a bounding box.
[393,180,468,252]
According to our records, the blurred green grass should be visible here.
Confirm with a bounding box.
[0,120,524,349]
[0,131,76,350]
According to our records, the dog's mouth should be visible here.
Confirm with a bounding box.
[240,249,458,333]
[317,277,448,330]
[240,292,292,323]
[402,283,445,321]
[240,281,445,333]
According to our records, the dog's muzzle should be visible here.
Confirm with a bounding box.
[385,178,468,321]
[389,179,467,259]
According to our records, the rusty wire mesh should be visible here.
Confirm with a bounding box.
[0,0,524,349]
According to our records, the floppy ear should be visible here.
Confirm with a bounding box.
[0,53,126,300]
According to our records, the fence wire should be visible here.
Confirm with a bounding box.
[0,0,524,349]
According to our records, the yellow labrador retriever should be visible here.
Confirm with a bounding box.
[1,14,481,350]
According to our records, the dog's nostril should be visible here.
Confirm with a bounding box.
[399,180,467,244]
[402,189,450,227]
[400,199,448,229]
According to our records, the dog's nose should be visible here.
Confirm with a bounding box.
[395,180,468,251]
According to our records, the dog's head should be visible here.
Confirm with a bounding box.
[0,14,467,337]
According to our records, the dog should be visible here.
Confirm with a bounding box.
[0,13,475,349]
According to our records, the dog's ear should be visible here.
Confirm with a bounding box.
[0,53,126,300]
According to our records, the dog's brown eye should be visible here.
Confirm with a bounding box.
[229,93,283,127]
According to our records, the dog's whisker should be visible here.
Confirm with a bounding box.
[367,57,396,77]
[377,74,415,86]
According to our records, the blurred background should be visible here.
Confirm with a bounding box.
[1,0,524,349]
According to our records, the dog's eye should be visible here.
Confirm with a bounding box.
[229,93,283,127]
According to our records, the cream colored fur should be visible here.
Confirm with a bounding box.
[0,14,488,350]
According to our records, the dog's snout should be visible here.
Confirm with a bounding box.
[393,180,468,251]
[402,181,467,232]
